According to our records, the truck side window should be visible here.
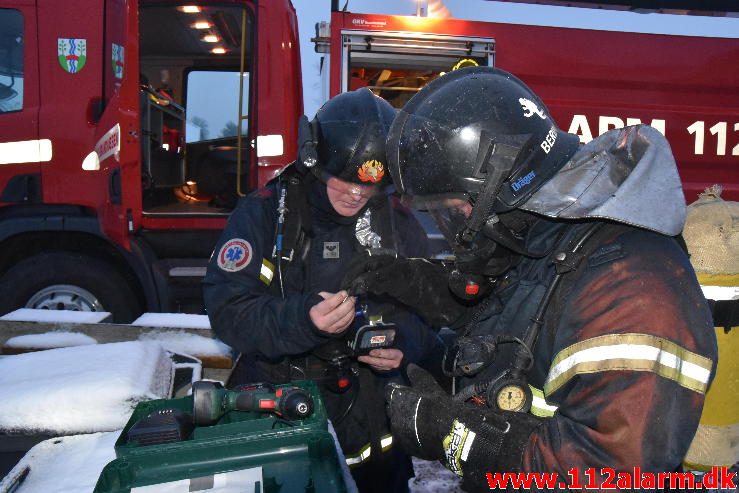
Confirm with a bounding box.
[185,71,249,144]
[0,9,23,113]
[104,0,126,104]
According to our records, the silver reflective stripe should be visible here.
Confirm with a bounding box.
[0,139,53,164]
[260,259,274,281]
[545,333,713,396]
[259,258,274,286]
[345,436,394,466]
[345,444,371,466]
[529,385,558,418]
[460,429,476,461]
[701,285,739,301]
[380,434,393,450]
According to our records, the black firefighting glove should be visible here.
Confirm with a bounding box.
[709,299,738,332]
[340,250,468,328]
[386,364,544,491]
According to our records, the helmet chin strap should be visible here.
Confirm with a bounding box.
[450,136,523,296]
[296,115,320,173]
[458,137,519,245]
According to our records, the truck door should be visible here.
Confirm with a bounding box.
[93,0,133,248]
[133,2,258,313]
[339,31,494,108]
[0,2,42,201]
[137,2,256,217]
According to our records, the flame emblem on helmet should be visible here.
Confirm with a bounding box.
[357,160,385,183]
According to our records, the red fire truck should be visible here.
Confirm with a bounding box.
[0,0,736,322]
[0,0,301,320]
[316,7,739,201]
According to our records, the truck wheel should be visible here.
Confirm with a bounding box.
[0,252,142,323]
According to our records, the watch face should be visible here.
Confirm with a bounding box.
[496,384,527,411]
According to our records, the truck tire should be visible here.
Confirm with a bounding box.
[0,252,143,323]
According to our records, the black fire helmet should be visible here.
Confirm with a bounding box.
[386,66,580,219]
[297,87,397,188]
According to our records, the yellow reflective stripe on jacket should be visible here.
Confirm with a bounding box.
[344,435,393,467]
[545,333,713,396]
[529,385,558,418]
[259,258,274,286]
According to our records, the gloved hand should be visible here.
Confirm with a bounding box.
[340,250,467,328]
[386,364,543,490]
[339,248,398,293]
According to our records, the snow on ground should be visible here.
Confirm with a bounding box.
[410,458,464,492]
[0,341,173,434]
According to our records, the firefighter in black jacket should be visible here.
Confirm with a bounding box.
[343,67,718,491]
[203,88,439,492]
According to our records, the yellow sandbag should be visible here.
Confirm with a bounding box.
[682,186,739,471]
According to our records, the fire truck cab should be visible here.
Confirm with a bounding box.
[0,0,301,321]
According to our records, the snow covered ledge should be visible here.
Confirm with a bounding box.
[0,310,235,381]
[0,341,174,435]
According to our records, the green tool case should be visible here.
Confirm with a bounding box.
[94,381,347,493]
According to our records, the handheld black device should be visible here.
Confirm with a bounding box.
[348,321,397,356]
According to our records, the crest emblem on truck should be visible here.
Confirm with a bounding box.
[357,160,385,183]
[112,43,124,80]
[519,98,546,120]
[57,38,87,74]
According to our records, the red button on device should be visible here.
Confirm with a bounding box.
[465,282,479,295]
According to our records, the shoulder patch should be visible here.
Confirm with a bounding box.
[217,239,253,272]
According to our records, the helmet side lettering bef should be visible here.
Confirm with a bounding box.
[386,66,580,212]
[297,87,396,187]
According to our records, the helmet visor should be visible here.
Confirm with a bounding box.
[405,196,473,249]
[388,111,485,202]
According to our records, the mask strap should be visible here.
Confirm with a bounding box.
[296,115,320,171]
[458,136,519,244]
